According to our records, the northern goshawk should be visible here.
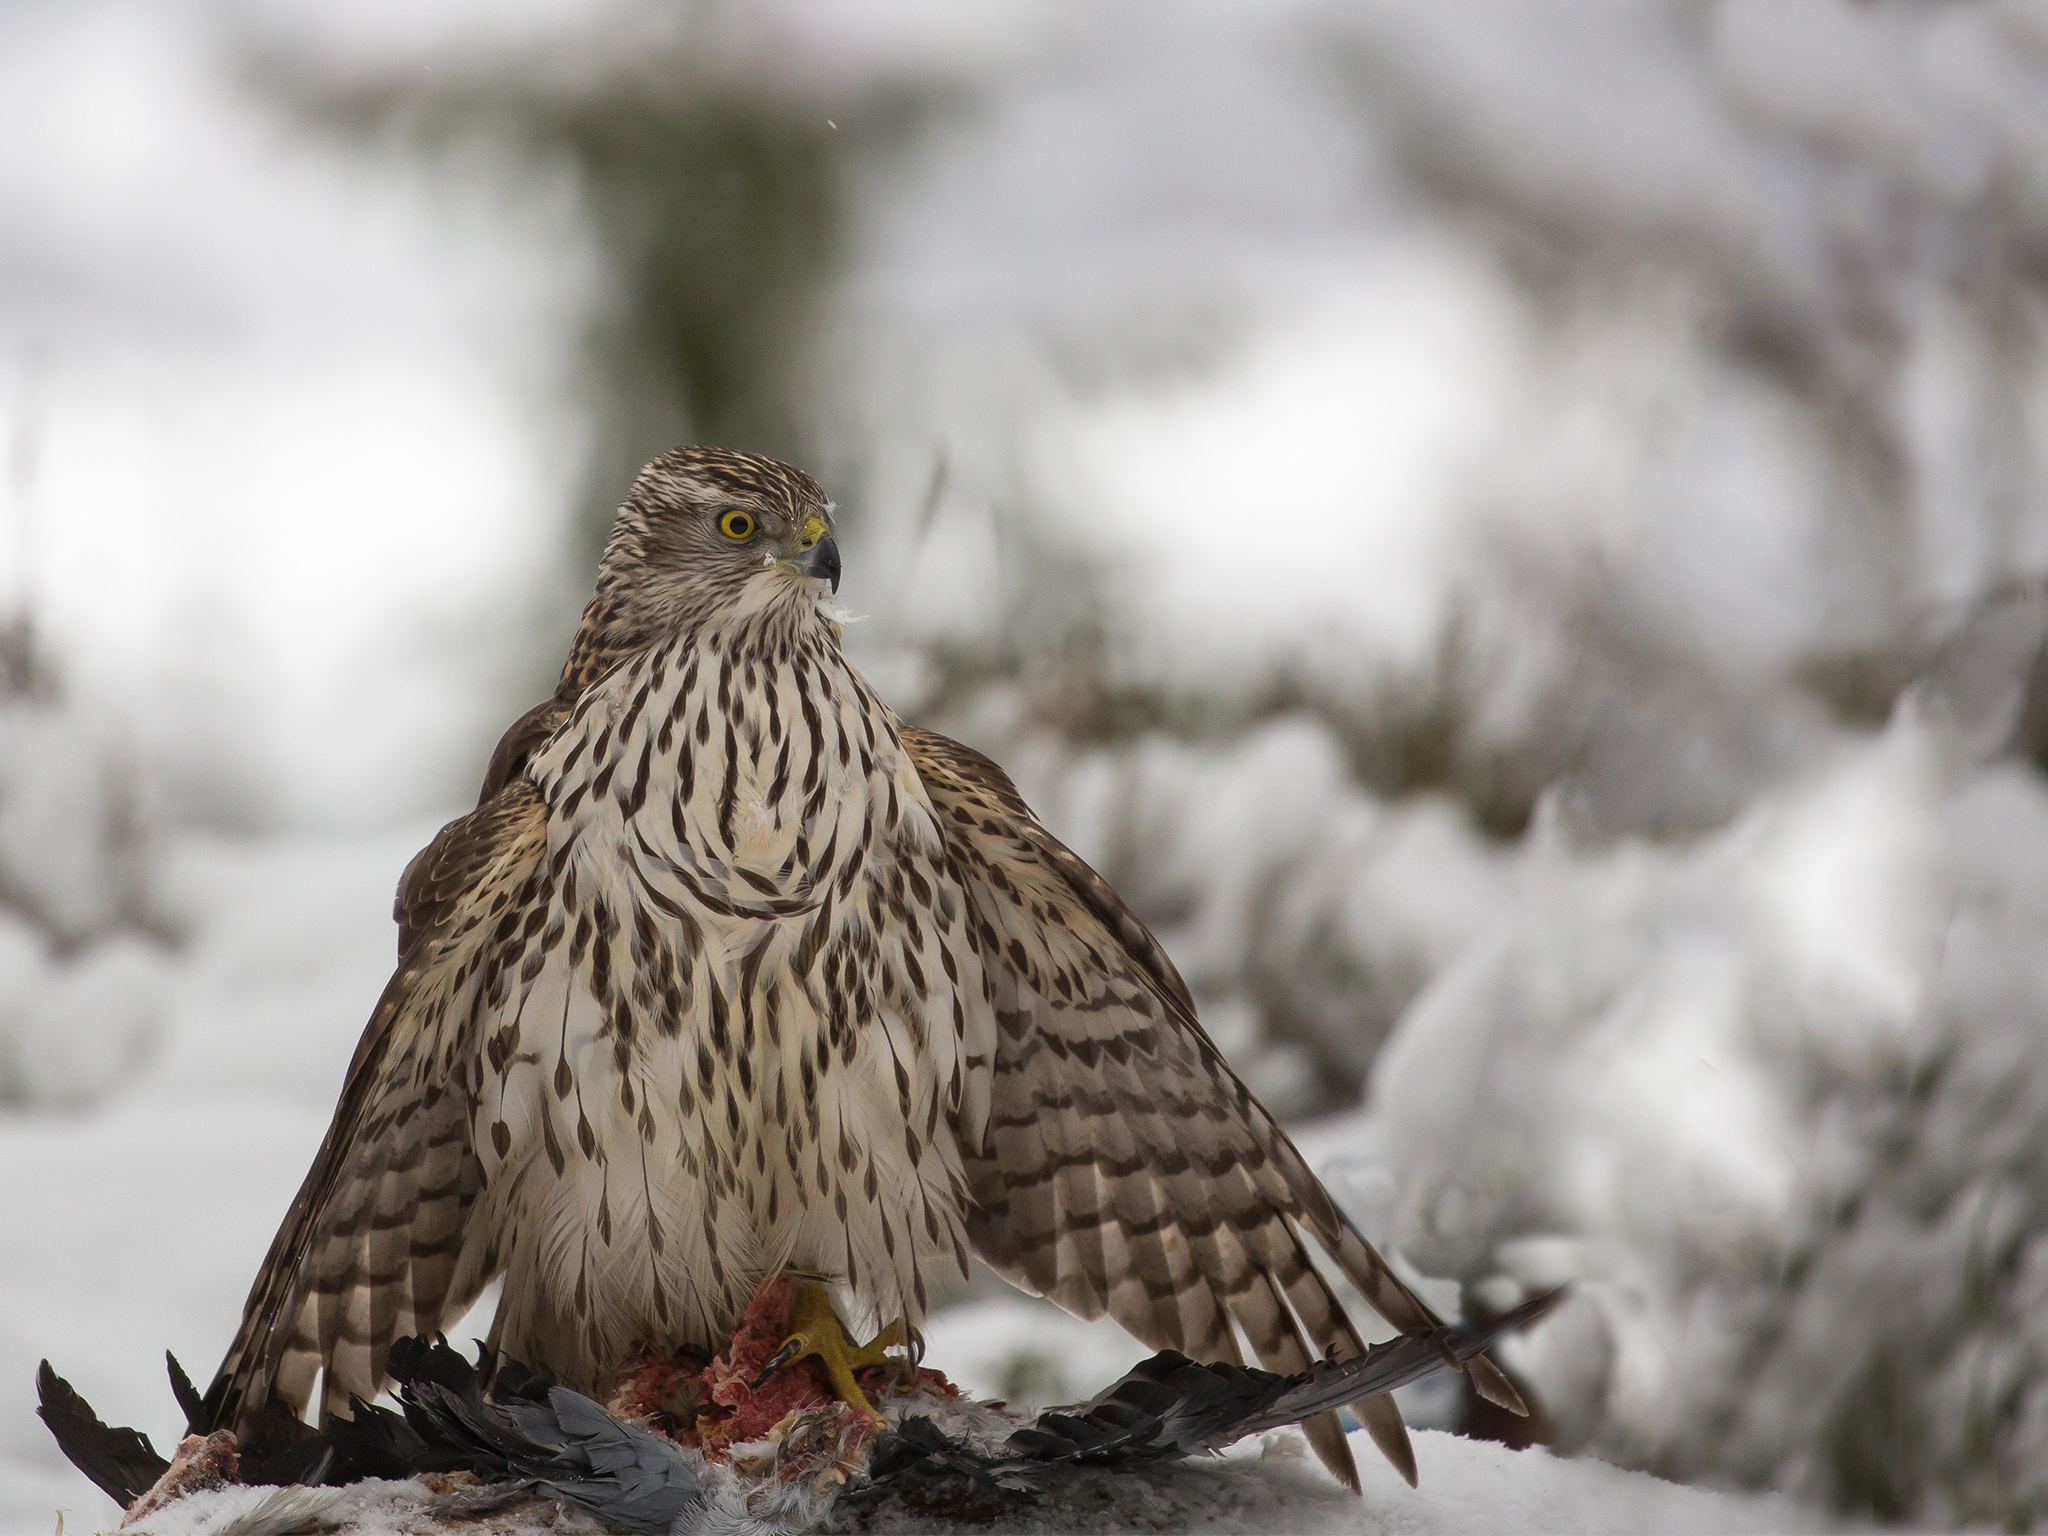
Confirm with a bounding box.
[201,447,1521,1491]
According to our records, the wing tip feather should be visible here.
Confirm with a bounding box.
[1467,1352,1528,1416]
[1302,1408,1363,1492]
[1354,1392,1418,1487]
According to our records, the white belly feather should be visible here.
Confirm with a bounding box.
[470,628,991,1384]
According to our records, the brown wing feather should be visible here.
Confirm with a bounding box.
[391,695,569,958]
[905,726,1524,1492]
[476,695,572,806]
[203,778,548,1447]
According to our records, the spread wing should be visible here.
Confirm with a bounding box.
[905,726,1524,1491]
[202,778,549,1448]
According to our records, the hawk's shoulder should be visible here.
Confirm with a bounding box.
[394,775,550,961]
[480,696,575,804]
[392,698,567,958]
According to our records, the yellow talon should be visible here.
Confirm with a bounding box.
[755,1280,907,1415]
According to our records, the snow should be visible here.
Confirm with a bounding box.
[111,1424,1825,1536]
[0,0,583,830]
[1262,712,2048,1523]
[1300,718,1952,1438]
[0,687,174,1110]
[918,1295,1156,1416]
[4,934,169,1109]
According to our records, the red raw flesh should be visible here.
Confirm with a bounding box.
[625,1273,961,1461]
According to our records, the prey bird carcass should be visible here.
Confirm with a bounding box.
[38,1285,1562,1532]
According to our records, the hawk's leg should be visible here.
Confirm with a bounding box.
[756,1281,907,1417]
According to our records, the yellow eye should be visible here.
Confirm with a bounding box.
[719,510,756,540]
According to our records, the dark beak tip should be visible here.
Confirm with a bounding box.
[819,536,843,594]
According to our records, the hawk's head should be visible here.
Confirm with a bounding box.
[590,446,841,642]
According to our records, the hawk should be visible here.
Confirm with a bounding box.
[200,447,1522,1492]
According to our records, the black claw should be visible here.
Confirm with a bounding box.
[753,1338,804,1389]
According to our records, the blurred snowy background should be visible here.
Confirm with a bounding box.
[9,0,2048,1528]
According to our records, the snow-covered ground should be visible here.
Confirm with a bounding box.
[115,1424,1832,1536]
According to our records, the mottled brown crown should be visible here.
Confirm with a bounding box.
[631,446,826,525]
[558,446,834,693]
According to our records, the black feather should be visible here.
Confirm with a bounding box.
[35,1361,170,1508]
[1007,1286,1566,1469]
[166,1351,205,1432]
[325,1396,431,1483]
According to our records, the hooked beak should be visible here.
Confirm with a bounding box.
[781,514,841,592]
[794,534,841,593]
